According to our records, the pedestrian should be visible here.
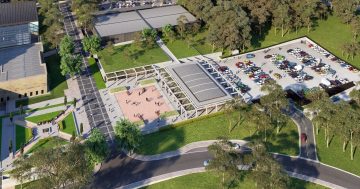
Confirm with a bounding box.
[138,91,140,96]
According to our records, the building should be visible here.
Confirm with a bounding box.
[0,2,47,102]
[94,5,197,43]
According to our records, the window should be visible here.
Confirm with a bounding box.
[36,91,38,95]
[30,92,33,96]
[24,93,27,97]
[41,90,44,94]
[18,94,22,98]
[6,96,9,101]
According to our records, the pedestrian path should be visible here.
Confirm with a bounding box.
[156,37,180,64]
[23,97,64,110]
[25,106,66,118]
[1,118,15,169]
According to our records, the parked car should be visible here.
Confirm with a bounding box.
[273,73,282,79]
[246,54,256,58]
[264,54,272,59]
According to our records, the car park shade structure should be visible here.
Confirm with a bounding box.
[167,62,232,108]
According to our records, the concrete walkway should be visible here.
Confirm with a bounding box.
[130,140,247,161]
[0,118,15,169]
[155,37,180,64]
[23,97,64,110]
[25,106,66,118]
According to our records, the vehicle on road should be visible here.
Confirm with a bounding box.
[301,133,307,143]
[203,160,210,167]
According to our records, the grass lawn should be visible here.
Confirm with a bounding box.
[26,111,61,124]
[16,54,68,107]
[249,15,360,68]
[110,86,127,93]
[139,78,157,86]
[88,57,106,90]
[316,129,360,176]
[60,113,77,135]
[27,137,68,154]
[98,44,169,73]
[137,111,299,156]
[143,172,326,189]
[15,125,33,150]
[164,29,220,58]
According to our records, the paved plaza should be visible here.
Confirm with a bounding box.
[115,85,174,122]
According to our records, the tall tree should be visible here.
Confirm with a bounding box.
[10,143,92,189]
[249,141,289,188]
[272,1,291,37]
[260,80,289,133]
[332,0,359,24]
[162,24,176,43]
[59,35,75,57]
[176,15,189,39]
[85,128,109,165]
[60,54,83,77]
[206,138,244,188]
[114,119,142,154]
[82,35,101,55]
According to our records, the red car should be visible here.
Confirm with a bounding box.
[218,66,228,72]
[301,133,307,143]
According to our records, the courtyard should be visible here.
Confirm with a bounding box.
[114,85,174,123]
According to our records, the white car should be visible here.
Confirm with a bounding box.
[203,160,210,167]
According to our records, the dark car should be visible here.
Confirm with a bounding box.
[218,66,228,72]
[264,54,272,59]
[301,133,307,143]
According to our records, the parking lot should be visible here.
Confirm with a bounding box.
[218,38,360,100]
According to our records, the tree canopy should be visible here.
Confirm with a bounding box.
[85,128,109,165]
[114,119,142,154]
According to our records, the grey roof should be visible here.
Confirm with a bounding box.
[95,5,196,37]
[0,2,38,27]
[0,43,46,82]
[167,62,232,108]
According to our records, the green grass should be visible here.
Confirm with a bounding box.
[143,172,326,189]
[110,86,127,93]
[16,55,68,107]
[60,113,77,135]
[98,44,169,73]
[164,29,220,58]
[15,125,33,150]
[140,78,157,86]
[88,57,106,89]
[316,129,360,176]
[27,137,68,154]
[26,111,61,124]
[160,110,179,118]
[137,111,299,156]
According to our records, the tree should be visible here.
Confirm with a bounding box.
[70,131,76,142]
[59,35,75,57]
[114,119,142,154]
[176,15,189,39]
[60,54,83,77]
[248,106,272,142]
[43,23,64,49]
[82,35,101,55]
[349,88,360,105]
[80,123,84,134]
[141,28,157,48]
[249,141,289,188]
[85,128,109,165]
[260,80,289,133]
[162,24,176,43]
[332,0,358,24]
[10,143,92,189]
[305,87,330,135]
[351,16,360,41]
[206,138,244,188]
[272,1,291,37]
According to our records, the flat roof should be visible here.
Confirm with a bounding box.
[0,43,46,82]
[167,62,232,108]
[95,5,196,37]
[0,2,38,27]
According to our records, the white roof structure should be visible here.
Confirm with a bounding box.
[94,5,197,37]
[0,43,45,81]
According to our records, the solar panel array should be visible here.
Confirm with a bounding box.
[172,64,226,102]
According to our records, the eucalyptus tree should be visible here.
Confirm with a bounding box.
[304,87,330,135]
[300,0,319,33]
[162,24,176,43]
[349,88,360,105]
[206,138,244,188]
[249,141,289,189]
[260,80,289,133]
[248,106,272,142]
[178,0,214,21]
[350,16,360,41]
[176,15,189,39]
[85,128,109,165]
[272,0,291,37]
[331,0,359,24]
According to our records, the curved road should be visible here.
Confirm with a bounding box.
[89,148,360,189]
